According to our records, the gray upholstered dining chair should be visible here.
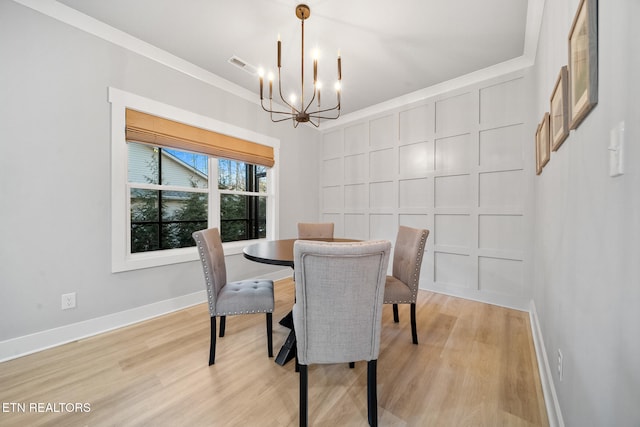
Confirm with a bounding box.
[384,226,429,344]
[293,240,391,427]
[297,222,334,239]
[192,228,274,365]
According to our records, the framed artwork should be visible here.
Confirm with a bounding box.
[568,0,598,129]
[550,66,569,151]
[535,113,550,175]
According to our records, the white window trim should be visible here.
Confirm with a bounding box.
[108,87,280,272]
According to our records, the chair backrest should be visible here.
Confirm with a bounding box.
[293,240,391,365]
[192,228,227,316]
[297,222,335,239]
[392,226,429,293]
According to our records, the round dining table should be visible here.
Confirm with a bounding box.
[242,237,358,268]
[242,237,359,366]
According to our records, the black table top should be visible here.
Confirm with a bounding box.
[242,238,359,268]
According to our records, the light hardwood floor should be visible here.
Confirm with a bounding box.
[0,279,548,426]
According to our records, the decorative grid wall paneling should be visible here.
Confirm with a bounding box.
[320,76,529,309]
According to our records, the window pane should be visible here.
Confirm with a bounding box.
[128,143,208,188]
[131,189,208,253]
[220,194,267,242]
[128,143,159,184]
[218,159,247,191]
[162,149,208,188]
[256,165,268,193]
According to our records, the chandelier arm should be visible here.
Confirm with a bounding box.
[260,98,296,116]
[303,88,318,113]
[270,115,297,123]
[308,103,341,115]
[277,69,299,113]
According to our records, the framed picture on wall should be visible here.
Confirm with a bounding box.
[535,113,550,175]
[550,66,569,151]
[568,0,598,129]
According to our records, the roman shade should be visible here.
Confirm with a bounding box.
[125,108,275,167]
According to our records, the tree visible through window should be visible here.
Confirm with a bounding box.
[218,160,267,242]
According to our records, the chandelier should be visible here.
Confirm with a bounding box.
[258,4,341,127]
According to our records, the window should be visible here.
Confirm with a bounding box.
[218,160,268,242]
[128,143,209,253]
[109,88,279,272]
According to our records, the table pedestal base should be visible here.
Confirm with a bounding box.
[275,330,296,366]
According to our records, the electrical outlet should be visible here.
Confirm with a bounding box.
[61,292,76,310]
[557,349,563,382]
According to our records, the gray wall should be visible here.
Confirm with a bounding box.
[532,0,640,425]
[0,1,319,342]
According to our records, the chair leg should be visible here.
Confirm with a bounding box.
[392,304,399,323]
[367,360,378,427]
[266,312,273,357]
[410,303,418,345]
[209,316,216,365]
[299,364,308,427]
[219,315,226,337]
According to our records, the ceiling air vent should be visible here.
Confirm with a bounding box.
[228,56,257,76]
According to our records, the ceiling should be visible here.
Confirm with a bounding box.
[55,0,532,116]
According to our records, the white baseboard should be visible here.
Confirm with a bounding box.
[0,269,292,363]
[0,290,207,363]
[529,300,565,427]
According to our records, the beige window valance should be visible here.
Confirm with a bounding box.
[125,109,274,167]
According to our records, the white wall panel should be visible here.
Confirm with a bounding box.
[344,214,367,240]
[434,252,471,288]
[370,181,395,209]
[369,114,395,149]
[344,122,368,155]
[399,104,430,144]
[434,175,470,208]
[322,158,343,186]
[344,154,367,184]
[370,148,396,181]
[479,124,524,169]
[479,214,523,253]
[369,214,396,242]
[322,129,343,159]
[435,214,471,248]
[320,73,530,310]
[399,141,432,176]
[479,170,523,209]
[435,92,474,136]
[399,214,429,230]
[435,134,471,172]
[478,257,523,295]
[322,186,343,211]
[344,184,367,210]
[479,78,524,127]
[399,178,429,209]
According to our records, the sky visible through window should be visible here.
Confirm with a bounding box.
[166,149,208,176]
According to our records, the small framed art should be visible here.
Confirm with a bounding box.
[568,0,598,129]
[550,66,569,151]
[535,113,550,175]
